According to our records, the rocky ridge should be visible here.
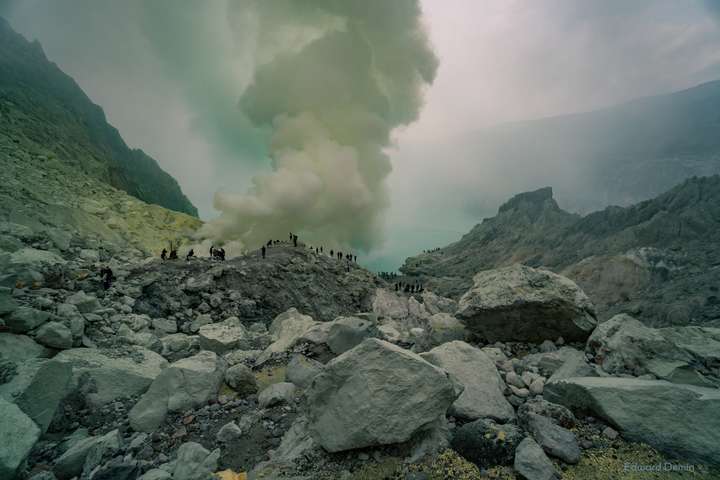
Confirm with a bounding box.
[401,176,720,327]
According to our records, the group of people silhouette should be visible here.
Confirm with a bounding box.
[395,282,424,294]
[423,248,442,254]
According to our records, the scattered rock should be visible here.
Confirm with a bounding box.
[171,442,220,480]
[522,413,581,464]
[216,421,243,443]
[15,360,72,433]
[257,308,318,364]
[258,382,296,408]
[286,354,323,389]
[450,418,523,468]
[224,363,258,395]
[514,437,560,480]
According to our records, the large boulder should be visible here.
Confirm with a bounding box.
[198,322,251,354]
[306,338,459,452]
[544,377,720,466]
[587,314,720,387]
[456,264,597,342]
[0,288,18,315]
[53,429,120,479]
[171,442,220,480]
[372,289,409,320]
[286,354,323,389]
[129,351,226,432]
[0,398,40,480]
[0,333,49,362]
[326,316,377,355]
[425,313,467,348]
[66,291,100,314]
[53,347,168,407]
[420,341,514,421]
[15,360,73,434]
[257,308,318,364]
[6,307,51,333]
[34,321,73,349]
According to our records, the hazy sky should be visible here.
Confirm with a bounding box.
[2,0,720,270]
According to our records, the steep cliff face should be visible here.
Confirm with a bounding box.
[0,17,198,217]
[402,176,720,327]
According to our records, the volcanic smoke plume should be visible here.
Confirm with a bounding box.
[199,0,437,252]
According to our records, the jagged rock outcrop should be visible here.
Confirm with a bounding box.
[402,176,720,327]
[456,264,597,342]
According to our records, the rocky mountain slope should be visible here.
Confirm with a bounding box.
[401,176,720,327]
[459,79,720,213]
[1,243,718,479]
[0,17,197,217]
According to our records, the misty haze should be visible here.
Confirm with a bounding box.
[1,1,719,479]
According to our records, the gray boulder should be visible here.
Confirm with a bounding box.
[547,348,600,383]
[171,442,220,480]
[258,382,296,408]
[456,264,597,342]
[6,307,51,333]
[521,413,580,464]
[450,418,523,468]
[15,360,72,434]
[0,398,40,480]
[514,437,560,480]
[66,291,100,314]
[34,321,73,349]
[421,291,458,315]
[257,308,318,364]
[129,351,226,432]
[0,333,49,362]
[224,363,258,395]
[286,354,323,389]
[587,314,720,387]
[518,398,576,429]
[372,288,409,320]
[53,347,168,407]
[0,288,18,315]
[425,313,467,348]
[326,316,376,355]
[216,421,243,443]
[53,429,120,480]
[198,322,250,354]
[421,341,514,421]
[306,338,459,452]
[544,377,720,466]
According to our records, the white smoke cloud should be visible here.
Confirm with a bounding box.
[198,0,437,253]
